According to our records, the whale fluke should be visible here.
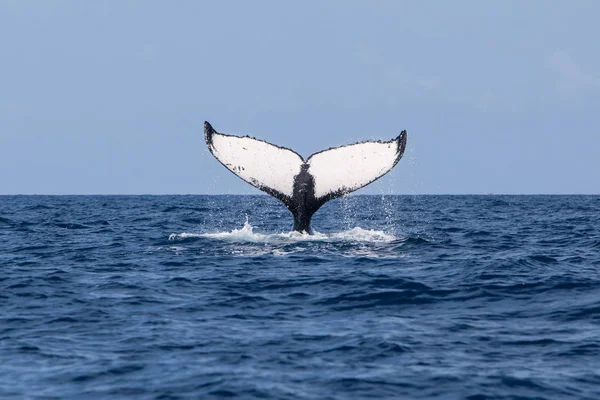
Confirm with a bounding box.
[204,121,407,233]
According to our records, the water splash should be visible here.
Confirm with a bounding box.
[329,227,396,242]
[169,217,397,244]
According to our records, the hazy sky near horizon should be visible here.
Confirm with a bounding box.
[1,1,599,194]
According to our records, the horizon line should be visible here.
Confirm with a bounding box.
[1,193,599,196]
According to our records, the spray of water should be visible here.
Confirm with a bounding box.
[169,216,397,244]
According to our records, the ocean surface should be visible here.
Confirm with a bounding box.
[1,195,599,399]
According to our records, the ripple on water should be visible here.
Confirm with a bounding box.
[0,195,599,399]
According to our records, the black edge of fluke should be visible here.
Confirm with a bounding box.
[398,130,407,158]
[204,121,215,147]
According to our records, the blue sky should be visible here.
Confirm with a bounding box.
[1,1,599,194]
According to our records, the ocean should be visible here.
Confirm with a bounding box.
[1,195,599,399]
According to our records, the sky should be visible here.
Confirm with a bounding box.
[1,1,599,195]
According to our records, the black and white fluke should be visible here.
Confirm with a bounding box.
[204,122,407,233]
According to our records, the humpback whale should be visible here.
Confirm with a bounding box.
[204,122,407,233]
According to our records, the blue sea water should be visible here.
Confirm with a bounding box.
[1,195,599,399]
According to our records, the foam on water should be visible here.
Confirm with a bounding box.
[168,216,397,243]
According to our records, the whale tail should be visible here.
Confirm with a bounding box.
[204,121,407,233]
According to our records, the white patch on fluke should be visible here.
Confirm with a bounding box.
[307,141,400,199]
[208,133,302,197]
